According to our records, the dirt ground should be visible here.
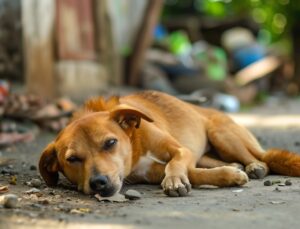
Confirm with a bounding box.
[1,96,300,229]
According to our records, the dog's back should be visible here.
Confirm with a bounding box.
[122,91,208,153]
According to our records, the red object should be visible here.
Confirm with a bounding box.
[56,0,96,60]
[0,80,9,103]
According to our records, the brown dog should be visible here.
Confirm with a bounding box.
[39,91,300,197]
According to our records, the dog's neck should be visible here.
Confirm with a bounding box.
[130,129,144,169]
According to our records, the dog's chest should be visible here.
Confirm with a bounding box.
[132,151,166,178]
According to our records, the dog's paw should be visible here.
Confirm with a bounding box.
[218,166,249,187]
[231,168,249,186]
[246,162,268,179]
[161,175,191,197]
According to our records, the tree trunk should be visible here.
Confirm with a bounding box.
[292,23,300,90]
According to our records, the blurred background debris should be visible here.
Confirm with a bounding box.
[0,0,300,146]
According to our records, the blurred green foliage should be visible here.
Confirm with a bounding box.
[163,0,300,43]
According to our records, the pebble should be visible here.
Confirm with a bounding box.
[31,203,43,209]
[264,180,272,186]
[38,199,50,205]
[1,167,18,175]
[30,178,42,188]
[30,165,37,171]
[58,215,68,222]
[0,194,19,208]
[274,187,281,192]
[124,189,141,200]
[294,141,300,146]
[285,180,292,186]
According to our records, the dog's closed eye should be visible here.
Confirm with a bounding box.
[67,156,82,163]
[103,138,118,151]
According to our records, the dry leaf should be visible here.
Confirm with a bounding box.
[95,193,128,203]
[0,185,9,194]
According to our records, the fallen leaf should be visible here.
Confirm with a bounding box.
[24,188,41,194]
[70,208,91,214]
[232,189,244,193]
[95,193,128,203]
[271,180,281,185]
[270,201,285,205]
[9,176,17,185]
[0,185,9,194]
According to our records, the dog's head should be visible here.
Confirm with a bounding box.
[39,98,153,197]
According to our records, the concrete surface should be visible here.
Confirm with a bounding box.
[1,96,300,229]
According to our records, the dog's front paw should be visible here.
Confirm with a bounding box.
[161,175,191,197]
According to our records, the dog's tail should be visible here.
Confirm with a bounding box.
[261,149,300,176]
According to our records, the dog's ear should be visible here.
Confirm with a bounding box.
[39,142,60,186]
[110,104,153,130]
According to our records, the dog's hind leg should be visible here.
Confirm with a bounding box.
[188,166,248,187]
[206,114,269,179]
[197,154,244,170]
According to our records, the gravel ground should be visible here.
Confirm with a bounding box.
[1,97,300,229]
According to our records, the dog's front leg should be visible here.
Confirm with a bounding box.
[161,144,196,197]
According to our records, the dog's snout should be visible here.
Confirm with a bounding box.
[89,175,117,197]
[89,175,109,191]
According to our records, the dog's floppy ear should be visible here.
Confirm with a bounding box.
[110,104,153,130]
[39,142,60,186]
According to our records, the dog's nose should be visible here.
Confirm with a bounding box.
[89,175,109,191]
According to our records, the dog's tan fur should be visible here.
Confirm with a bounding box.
[39,91,300,197]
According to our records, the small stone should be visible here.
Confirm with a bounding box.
[294,141,300,146]
[124,189,141,200]
[58,215,67,222]
[264,180,272,186]
[30,179,42,188]
[24,188,41,194]
[31,203,43,209]
[232,208,240,212]
[30,165,37,171]
[38,199,50,205]
[1,168,10,175]
[48,190,56,195]
[28,212,38,218]
[285,180,292,186]
[274,187,281,192]
[1,194,18,208]
[2,169,18,175]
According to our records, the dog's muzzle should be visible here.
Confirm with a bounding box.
[89,175,116,197]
